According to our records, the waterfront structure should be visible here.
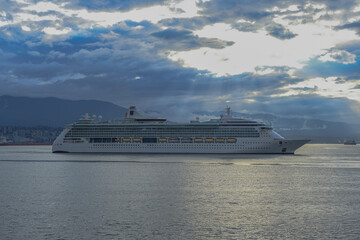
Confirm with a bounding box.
[344,139,357,145]
[52,106,309,153]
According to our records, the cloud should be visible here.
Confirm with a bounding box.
[336,20,360,34]
[151,28,234,50]
[265,23,297,39]
[167,19,358,76]
[159,16,210,30]
[299,59,360,78]
[66,0,169,11]
[152,28,194,39]
[49,73,86,83]
[276,76,360,102]
[318,49,356,64]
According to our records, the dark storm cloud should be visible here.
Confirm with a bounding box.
[151,28,234,50]
[28,0,170,11]
[197,0,278,20]
[195,0,282,35]
[231,21,258,32]
[152,28,194,39]
[299,59,360,78]
[336,21,360,35]
[314,0,360,10]
[73,0,167,10]
[198,0,360,15]
[160,1,305,34]
[265,23,297,39]
[194,0,360,36]
[159,16,211,30]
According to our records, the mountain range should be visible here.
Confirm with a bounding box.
[1,95,359,143]
[0,95,127,127]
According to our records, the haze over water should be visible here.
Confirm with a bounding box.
[0,144,359,239]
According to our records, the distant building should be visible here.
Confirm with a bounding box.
[0,126,62,143]
[0,135,7,143]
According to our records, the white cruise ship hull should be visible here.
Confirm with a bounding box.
[53,137,309,154]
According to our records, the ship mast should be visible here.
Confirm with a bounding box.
[225,105,231,117]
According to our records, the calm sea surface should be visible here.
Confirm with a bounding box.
[0,144,359,239]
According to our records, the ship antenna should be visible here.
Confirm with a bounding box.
[226,105,231,116]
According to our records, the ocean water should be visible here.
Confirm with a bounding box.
[0,144,359,240]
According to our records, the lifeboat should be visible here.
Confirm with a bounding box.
[168,137,180,143]
[227,138,237,143]
[181,137,193,143]
[194,138,203,143]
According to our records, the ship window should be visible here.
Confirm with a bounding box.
[143,138,157,143]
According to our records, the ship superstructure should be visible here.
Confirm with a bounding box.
[52,106,309,153]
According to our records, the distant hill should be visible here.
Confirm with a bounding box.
[0,96,127,127]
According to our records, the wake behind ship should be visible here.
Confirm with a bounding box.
[52,106,309,154]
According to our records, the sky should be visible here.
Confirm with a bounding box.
[1,0,360,122]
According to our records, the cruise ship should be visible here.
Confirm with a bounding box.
[52,106,309,154]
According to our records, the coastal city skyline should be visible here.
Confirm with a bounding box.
[1,0,360,123]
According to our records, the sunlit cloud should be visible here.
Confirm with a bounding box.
[21,25,31,31]
[17,0,201,29]
[318,49,356,64]
[168,21,358,76]
[275,77,360,102]
[14,12,59,22]
[42,27,72,35]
